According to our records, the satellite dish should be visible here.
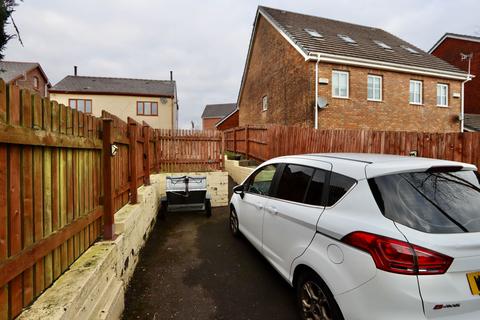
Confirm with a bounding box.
[317,96,328,109]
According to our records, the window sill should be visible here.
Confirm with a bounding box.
[436,105,449,108]
[409,102,424,106]
[367,99,383,103]
[332,96,349,100]
[137,114,159,117]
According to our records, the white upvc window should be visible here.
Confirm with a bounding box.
[437,84,449,107]
[332,71,349,98]
[367,75,382,101]
[409,80,423,105]
[262,95,268,111]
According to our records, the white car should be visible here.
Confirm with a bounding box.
[229,153,480,320]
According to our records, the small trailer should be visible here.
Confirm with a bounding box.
[160,176,212,218]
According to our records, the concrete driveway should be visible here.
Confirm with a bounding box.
[122,179,299,320]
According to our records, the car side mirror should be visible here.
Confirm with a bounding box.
[233,185,245,198]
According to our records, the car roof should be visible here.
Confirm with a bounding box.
[264,153,477,180]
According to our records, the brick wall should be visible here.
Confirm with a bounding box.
[14,67,49,97]
[431,38,480,114]
[217,110,239,131]
[202,117,221,130]
[238,15,315,127]
[316,63,461,132]
[238,14,462,132]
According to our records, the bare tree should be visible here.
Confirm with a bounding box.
[0,0,22,60]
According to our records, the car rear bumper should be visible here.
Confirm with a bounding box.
[335,270,425,320]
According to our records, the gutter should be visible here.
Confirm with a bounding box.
[305,53,469,81]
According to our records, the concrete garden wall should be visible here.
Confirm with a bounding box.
[224,156,255,184]
[17,171,228,320]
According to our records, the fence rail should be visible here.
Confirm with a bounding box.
[0,83,224,319]
[224,125,480,170]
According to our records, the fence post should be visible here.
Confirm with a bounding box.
[221,131,225,170]
[143,125,151,185]
[245,126,250,159]
[128,121,138,204]
[233,128,237,154]
[102,118,115,240]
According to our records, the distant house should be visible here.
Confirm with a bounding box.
[237,6,469,132]
[201,103,237,130]
[430,33,480,115]
[0,61,51,97]
[50,74,178,129]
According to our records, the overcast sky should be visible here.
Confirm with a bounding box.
[4,0,479,128]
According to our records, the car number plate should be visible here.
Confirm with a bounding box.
[466,271,480,295]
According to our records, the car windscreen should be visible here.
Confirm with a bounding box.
[369,170,480,233]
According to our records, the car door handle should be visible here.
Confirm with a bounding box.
[267,207,278,215]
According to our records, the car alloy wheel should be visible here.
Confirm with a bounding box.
[300,281,333,320]
[230,208,239,236]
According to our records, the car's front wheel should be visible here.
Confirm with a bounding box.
[229,207,240,237]
[296,271,344,320]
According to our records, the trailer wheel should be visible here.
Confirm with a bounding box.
[205,199,212,218]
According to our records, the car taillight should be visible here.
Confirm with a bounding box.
[342,231,453,275]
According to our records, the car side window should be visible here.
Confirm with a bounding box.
[276,164,314,203]
[327,172,356,206]
[305,169,328,206]
[246,164,277,196]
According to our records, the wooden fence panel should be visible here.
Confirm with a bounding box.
[157,129,223,172]
[0,82,104,319]
[225,125,480,171]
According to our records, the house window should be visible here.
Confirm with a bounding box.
[367,75,382,101]
[262,96,268,111]
[437,84,449,107]
[69,99,92,113]
[33,76,39,89]
[332,71,349,98]
[304,28,323,38]
[409,80,423,105]
[137,101,158,116]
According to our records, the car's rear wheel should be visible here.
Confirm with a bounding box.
[296,271,344,320]
[229,207,240,237]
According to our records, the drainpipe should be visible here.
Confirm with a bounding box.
[461,75,472,132]
[314,54,321,129]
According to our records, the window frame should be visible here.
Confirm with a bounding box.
[262,95,268,112]
[68,98,93,114]
[33,76,39,89]
[436,83,449,107]
[409,80,423,105]
[367,75,383,102]
[136,101,159,116]
[332,70,349,99]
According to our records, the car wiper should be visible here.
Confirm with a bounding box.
[400,176,469,233]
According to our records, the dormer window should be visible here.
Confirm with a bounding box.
[374,40,392,50]
[304,28,323,38]
[338,34,356,44]
[401,45,419,54]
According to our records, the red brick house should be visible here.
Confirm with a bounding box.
[201,103,237,130]
[0,61,51,97]
[429,33,479,131]
[237,7,469,132]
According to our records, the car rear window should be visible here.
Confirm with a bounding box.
[327,172,356,206]
[369,170,480,233]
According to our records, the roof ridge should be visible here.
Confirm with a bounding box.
[0,60,39,65]
[65,75,175,83]
[259,5,380,31]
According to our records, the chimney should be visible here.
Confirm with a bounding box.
[170,71,173,81]
[74,66,78,76]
